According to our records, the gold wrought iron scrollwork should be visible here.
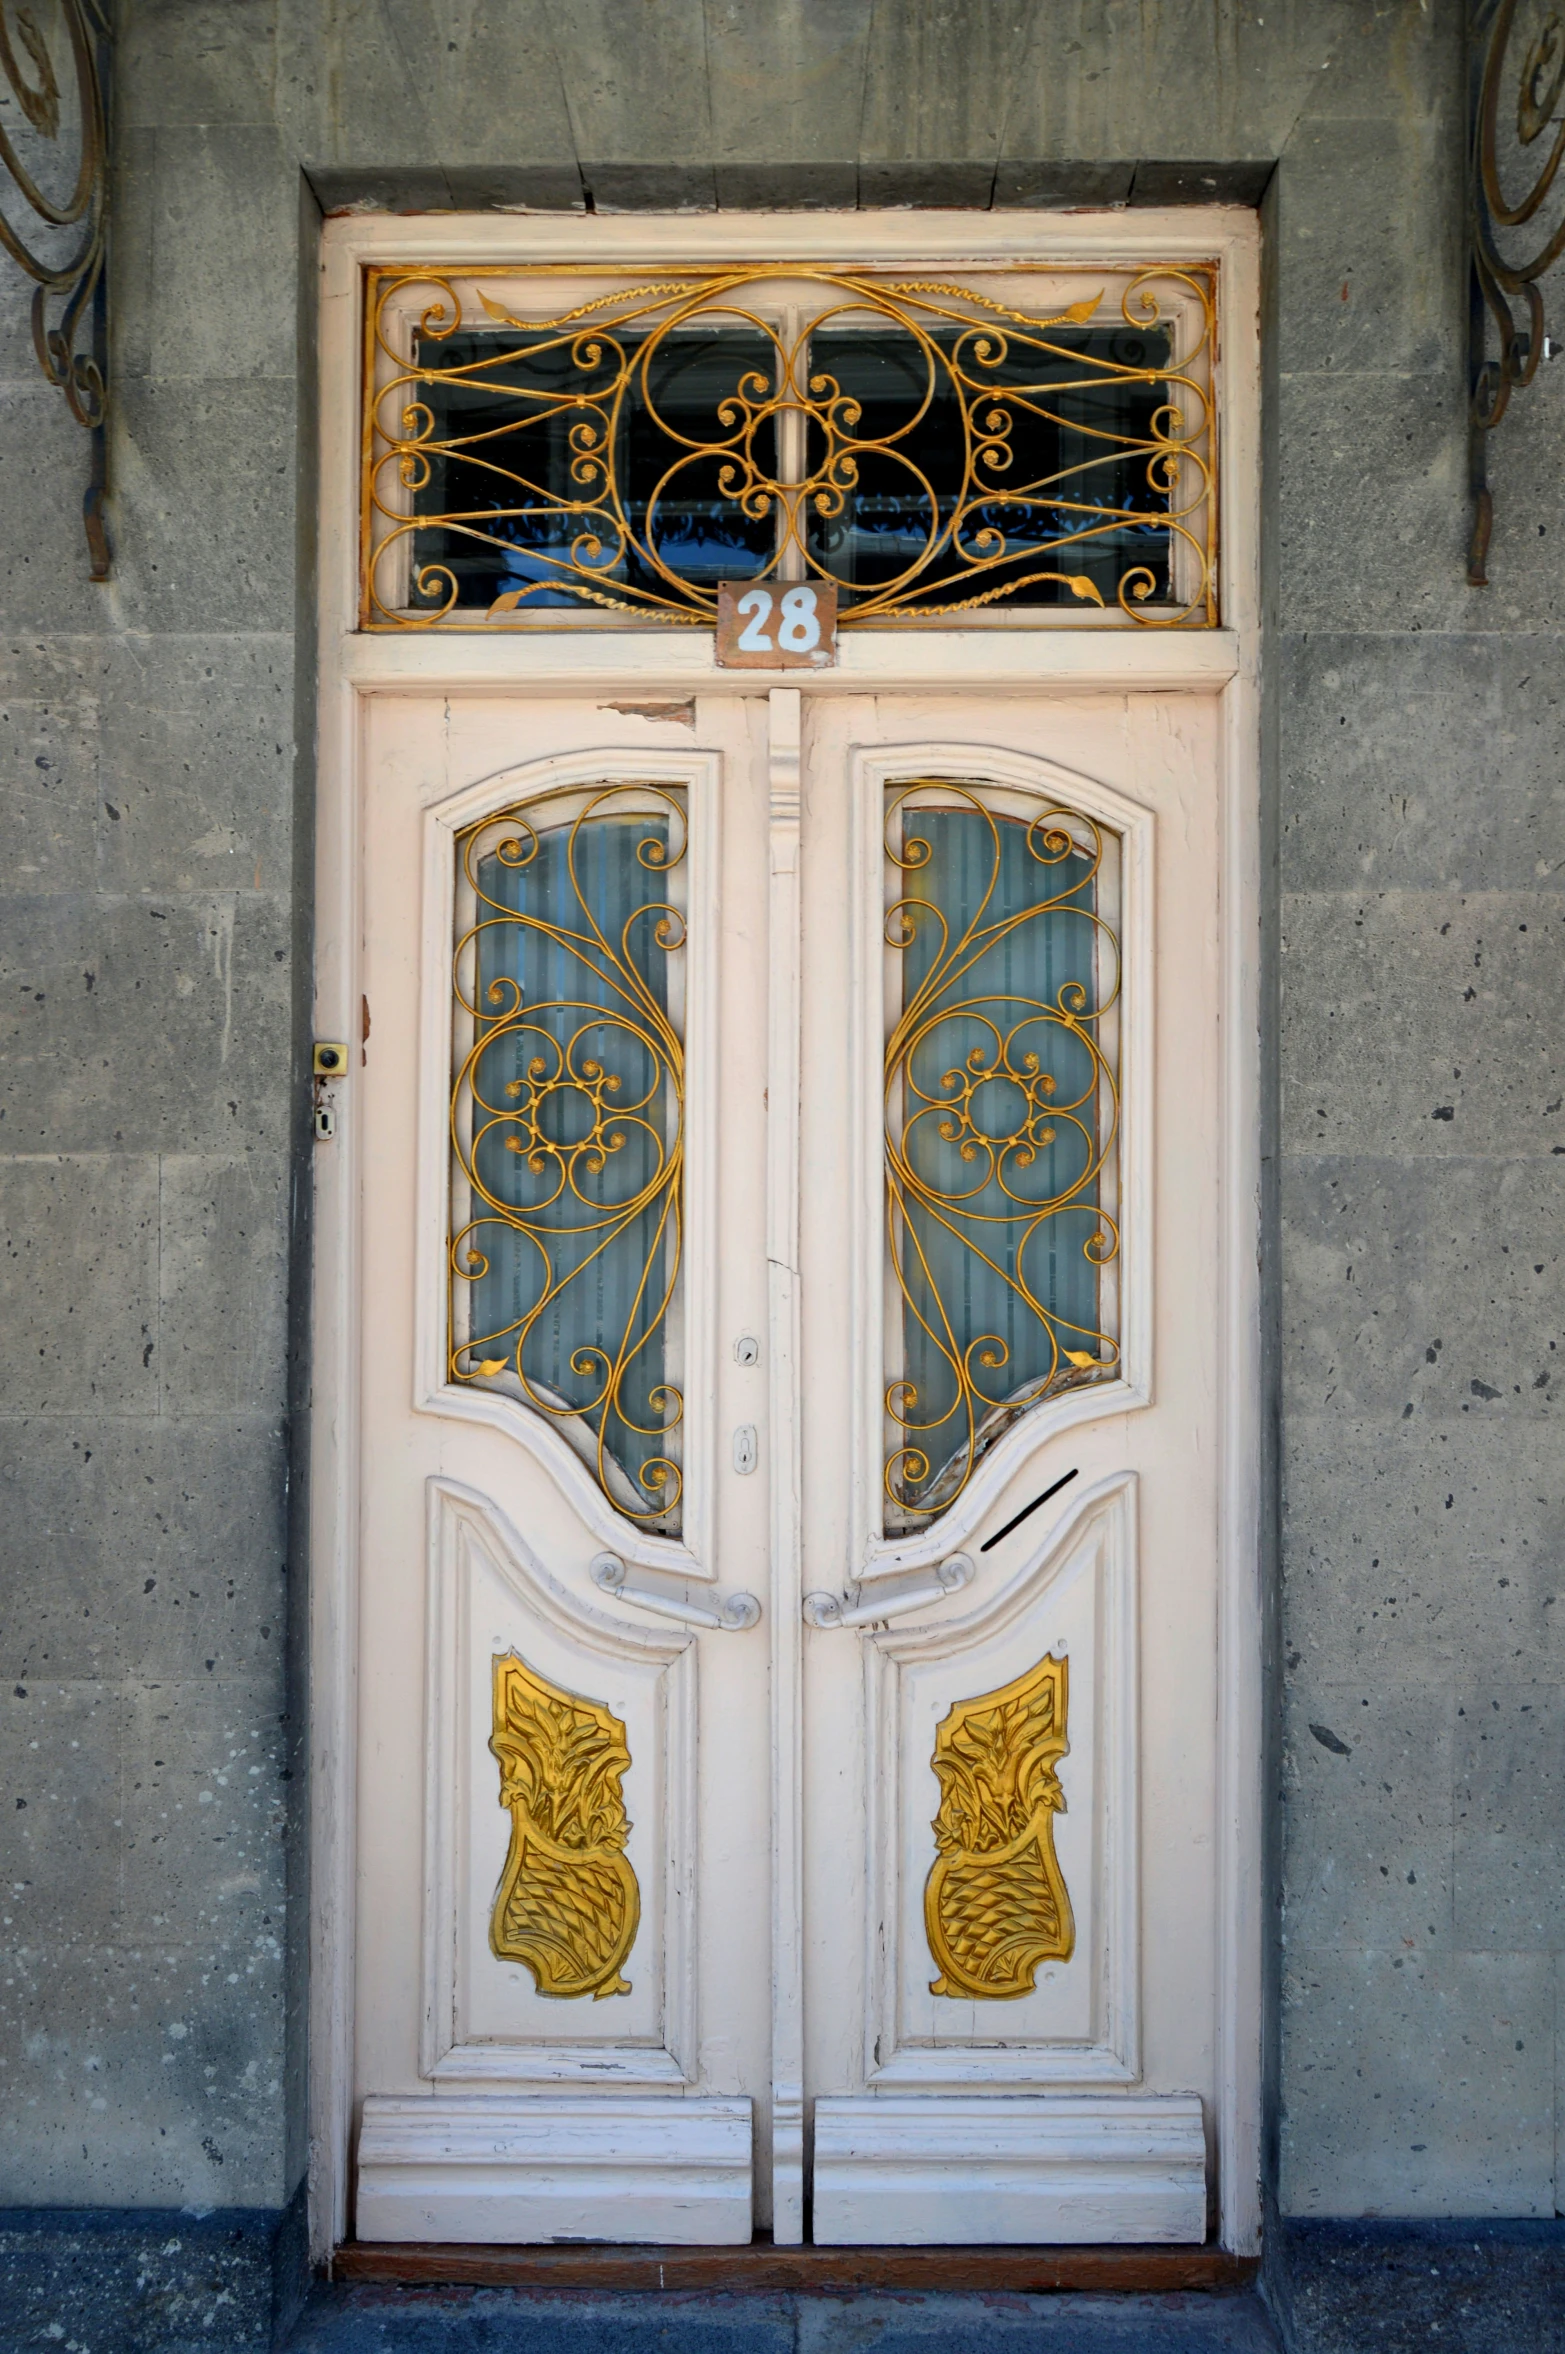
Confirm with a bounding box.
[489,1652,640,1999]
[925,1652,1074,2000]
[1468,0,1565,580]
[884,782,1120,1531]
[365,264,1215,628]
[0,0,110,576]
[450,784,686,1528]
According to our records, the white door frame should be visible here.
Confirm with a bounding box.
[309,203,1263,2262]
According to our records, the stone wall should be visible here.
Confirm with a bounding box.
[0,0,1558,2324]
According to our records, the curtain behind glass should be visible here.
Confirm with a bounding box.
[468,815,678,1525]
[889,804,1107,1528]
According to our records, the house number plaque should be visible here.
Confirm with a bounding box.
[715,580,837,669]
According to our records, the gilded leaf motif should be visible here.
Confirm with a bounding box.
[488,1653,640,1999]
[924,1651,1074,2000]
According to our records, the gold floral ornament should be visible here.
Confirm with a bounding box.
[925,1653,1073,2000]
[364,265,1215,628]
[884,783,1120,1532]
[489,1652,641,1999]
[449,785,686,1529]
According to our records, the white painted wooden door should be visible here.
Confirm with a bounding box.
[347,681,1226,2248]
[350,693,775,2243]
[794,693,1220,2245]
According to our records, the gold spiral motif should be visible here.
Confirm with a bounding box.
[925,1653,1074,2001]
[365,264,1215,629]
[488,1653,640,2000]
[449,783,687,1528]
[884,781,1120,1530]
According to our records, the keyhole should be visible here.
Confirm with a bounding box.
[733,1425,758,1475]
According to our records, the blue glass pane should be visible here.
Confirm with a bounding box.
[887,801,1116,1529]
[457,811,682,1528]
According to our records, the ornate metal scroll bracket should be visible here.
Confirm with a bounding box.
[1467,0,1565,583]
[591,1551,761,1632]
[803,1554,975,1631]
[0,0,111,578]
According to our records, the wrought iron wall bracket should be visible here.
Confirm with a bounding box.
[1467,0,1565,584]
[0,0,111,578]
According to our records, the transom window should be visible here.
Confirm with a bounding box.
[365,265,1217,630]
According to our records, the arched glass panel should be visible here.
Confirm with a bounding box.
[883,780,1120,1535]
[449,784,686,1532]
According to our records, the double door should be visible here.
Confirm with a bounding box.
[346,681,1225,2245]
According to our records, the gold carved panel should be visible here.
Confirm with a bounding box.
[924,1652,1074,1999]
[488,1652,641,1999]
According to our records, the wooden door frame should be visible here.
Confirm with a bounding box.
[310,204,1264,2263]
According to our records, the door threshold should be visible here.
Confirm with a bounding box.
[333,2242,1256,2293]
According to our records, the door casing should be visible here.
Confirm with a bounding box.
[310,203,1264,2262]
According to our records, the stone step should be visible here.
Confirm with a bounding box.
[283,2284,1284,2354]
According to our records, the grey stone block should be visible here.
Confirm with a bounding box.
[119,0,281,131]
[1295,0,1462,127]
[143,128,302,385]
[275,0,436,167]
[707,0,871,178]
[1453,1687,1565,1950]
[441,166,584,211]
[0,1155,160,1414]
[1129,161,1275,207]
[1280,890,1565,1158]
[994,162,1135,208]
[158,1156,290,1416]
[113,127,158,386]
[0,387,115,637]
[0,2207,291,2354]
[1278,634,1565,894]
[1281,1684,1454,1956]
[1280,1414,1565,1682]
[1275,370,1473,636]
[551,0,713,168]
[0,1939,288,2205]
[380,0,578,174]
[0,689,99,892]
[95,635,296,897]
[1000,0,1449,166]
[0,1417,287,1683]
[1272,117,1456,376]
[0,1682,133,1915]
[715,163,859,211]
[583,164,719,212]
[114,380,298,636]
[0,237,35,376]
[1268,2219,1565,2354]
[857,162,997,209]
[122,1676,288,1938]
[1281,1156,1565,1424]
[1279,1946,1556,2216]
[303,165,455,213]
[858,0,1026,172]
[0,892,293,1155]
